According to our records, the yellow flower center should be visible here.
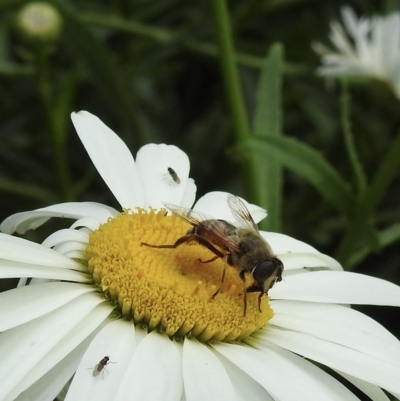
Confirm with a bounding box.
[87,209,273,342]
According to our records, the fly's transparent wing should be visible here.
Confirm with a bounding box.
[163,203,241,252]
[164,203,215,228]
[92,364,102,376]
[227,195,259,232]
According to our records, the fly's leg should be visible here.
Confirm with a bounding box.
[141,234,225,259]
[211,262,227,299]
[258,293,263,312]
[198,255,219,263]
[239,270,247,317]
[246,284,264,313]
[142,235,230,303]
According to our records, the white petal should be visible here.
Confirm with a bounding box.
[181,178,197,208]
[0,282,95,331]
[71,111,143,209]
[14,339,89,401]
[269,270,400,306]
[193,192,267,224]
[330,20,357,57]
[42,229,89,248]
[114,331,183,401]
[66,319,137,401]
[52,241,87,258]
[14,303,111,401]
[63,250,86,260]
[213,342,359,401]
[217,354,273,401]
[1,202,116,235]
[336,371,391,401]
[70,217,103,231]
[0,294,109,400]
[261,232,320,254]
[269,300,400,346]
[316,7,400,99]
[132,324,148,346]
[342,7,363,37]
[262,326,400,395]
[279,252,342,271]
[135,143,192,209]
[182,338,236,401]
[0,260,90,282]
[0,233,83,270]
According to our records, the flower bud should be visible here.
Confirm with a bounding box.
[15,2,63,48]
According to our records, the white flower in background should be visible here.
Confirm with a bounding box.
[1,111,400,401]
[314,7,400,97]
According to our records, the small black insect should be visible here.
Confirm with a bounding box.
[166,167,180,184]
[90,356,116,378]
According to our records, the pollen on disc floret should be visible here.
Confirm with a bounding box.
[86,208,274,342]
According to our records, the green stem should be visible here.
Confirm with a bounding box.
[340,80,367,194]
[209,0,259,201]
[35,49,72,201]
[335,129,400,265]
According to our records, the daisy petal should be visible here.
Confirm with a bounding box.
[261,326,400,395]
[182,338,236,401]
[1,202,116,235]
[66,319,137,401]
[279,252,342,271]
[52,241,87,258]
[0,295,108,400]
[261,232,321,254]
[269,271,400,306]
[15,339,89,401]
[41,229,89,248]
[0,282,95,331]
[63,250,86,260]
[72,111,143,209]
[114,331,182,401]
[336,371,391,401]
[270,300,399,346]
[0,233,83,269]
[70,217,104,231]
[1,260,90,282]
[14,303,112,401]
[213,342,359,401]
[181,178,197,208]
[217,355,273,401]
[315,8,400,99]
[193,191,267,224]
[135,143,194,209]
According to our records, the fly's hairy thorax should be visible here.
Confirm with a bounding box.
[229,229,274,271]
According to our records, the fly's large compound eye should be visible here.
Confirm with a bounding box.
[252,260,277,282]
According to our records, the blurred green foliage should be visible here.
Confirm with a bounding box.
[1,0,400,337]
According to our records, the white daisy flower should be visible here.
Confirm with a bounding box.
[1,111,400,401]
[314,7,400,97]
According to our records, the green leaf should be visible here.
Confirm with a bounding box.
[254,44,283,138]
[244,136,354,216]
[347,222,400,268]
[0,177,56,203]
[252,43,284,232]
[336,129,400,264]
